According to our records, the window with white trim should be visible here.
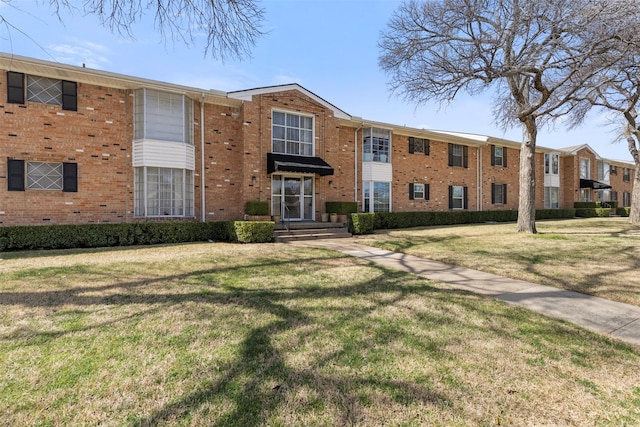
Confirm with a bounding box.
[449,185,467,209]
[410,183,429,200]
[363,181,391,212]
[134,167,194,217]
[6,72,77,111]
[272,111,314,156]
[491,146,507,167]
[491,183,507,204]
[623,168,631,182]
[544,186,559,209]
[134,89,193,144]
[623,192,631,207]
[580,158,590,179]
[363,128,391,163]
[545,153,559,175]
[7,159,77,192]
[27,162,63,190]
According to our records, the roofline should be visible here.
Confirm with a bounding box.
[228,84,351,120]
[0,52,241,107]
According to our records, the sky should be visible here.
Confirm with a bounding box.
[0,0,634,162]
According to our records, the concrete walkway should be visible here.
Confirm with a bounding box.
[299,239,640,347]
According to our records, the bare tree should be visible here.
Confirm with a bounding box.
[2,0,265,60]
[379,0,628,233]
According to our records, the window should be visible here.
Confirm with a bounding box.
[545,153,559,175]
[611,165,618,175]
[449,185,467,210]
[7,159,77,192]
[623,192,631,207]
[544,187,559,209]
[448,144,468,168]
[623,168,631,182]
[272,111,313,156]
[491,183,507,204]
[7,71,25,104]
[134,89,193,144]
[363,181,391,212]
[611,191,618,202]
[6,72,77,110]
[580,188,590,202]
[408,137,430,155]
[134,167,194,217]
[580,158,590,179]
[363,128,390,163]
[409,183,430,200]
[491,145,507,167]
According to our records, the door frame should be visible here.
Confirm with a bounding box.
[271,173,315,221]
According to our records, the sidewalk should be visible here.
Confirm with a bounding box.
[300,239,640,347]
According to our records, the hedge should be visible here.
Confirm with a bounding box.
[574,201,618,209]
[325,201,358,215]
[616,207,631,217]
[574,208,611,218]
[349,208,578,233]
[245,200,269,216]
[0,221,273,251]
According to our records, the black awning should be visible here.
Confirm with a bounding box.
[267,153,334,176]
[580,179,612,189]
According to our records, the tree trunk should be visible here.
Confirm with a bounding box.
[516,118,538,233]
[630,161,640,223]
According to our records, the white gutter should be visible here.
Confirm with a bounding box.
[200,94,206,222]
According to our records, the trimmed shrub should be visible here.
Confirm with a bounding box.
[616,207,631,217]
[350,213,376,235]
[535,209,576,220]
[325,201,358,215]
[574,202,600,209]
[0,220,274,252]
[229,221,274,243]
[575,208,611,218]
[245,200,269,216]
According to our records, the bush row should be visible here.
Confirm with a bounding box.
[0,221,274,251]
[325,201,358,215]
[574,208,611,218]
[349,209,578,235]
[617,207,631,217]
[574,201,619,209]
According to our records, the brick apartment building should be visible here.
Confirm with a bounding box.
[0,53,635,227]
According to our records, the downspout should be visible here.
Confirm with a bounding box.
[477,146,483,211]
[354,123,363,203]
[200,94,206,222]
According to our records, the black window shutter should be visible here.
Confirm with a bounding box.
[463,186,468,209]
[463,146,469,168]
[7,71,25,104]
[408,137,415,154]
[424,139,430,155]
[62,80,77,111]
[7,159,25,191]
[425,184,430,200]
[490,145,496,166]
[503,184,507,204]
[63,162,78,192]
[503,148,507,167]
[491,183,496,204]
[448,185,453,209]
[409,183,414,200]
[448,144,454,166]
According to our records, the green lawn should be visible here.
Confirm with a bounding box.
[355,217,640,306]
[0,236,639,425]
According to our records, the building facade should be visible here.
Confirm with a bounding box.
[0,53,635,227]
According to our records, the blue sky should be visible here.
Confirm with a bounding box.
[0,0,633,161]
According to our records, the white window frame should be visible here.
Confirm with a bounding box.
[134,88,193,145]
[580,158,590,179]
[363,181,391,212]
[451,185,464,210]
[413,183,425,199]
[544,186,559,209]
[27,75,62,105]
[363,128,391,163]
[26,161,63,190]
[134,167,194,217]
[545,153,559,175]
[494,146,504,167]
[272,110,314,156]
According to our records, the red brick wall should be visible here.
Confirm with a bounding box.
[481,145,520,211]
[0,72,133,226]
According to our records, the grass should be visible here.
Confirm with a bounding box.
[355,217,640,306]
[0,238,639,426]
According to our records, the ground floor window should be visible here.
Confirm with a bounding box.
[363,181,391,212]
[580,188,590,202]
[544,186,559,209]
[272,174,314,220]
[623,192,631,207]
[491,183,507,205]
[134,167,194,217]
[449,185,468,210]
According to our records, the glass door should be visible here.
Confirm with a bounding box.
[272,175,314,221]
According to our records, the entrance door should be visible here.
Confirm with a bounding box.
[272,175,314,221]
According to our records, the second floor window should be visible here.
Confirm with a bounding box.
[545,153,559,175]
[580,158,590,179]
[363,128,391,163]
[134,89,193,144]
[448,144,468,168]
[272,111,314,156]
[623,168,631,182]
[491,145,507,167]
